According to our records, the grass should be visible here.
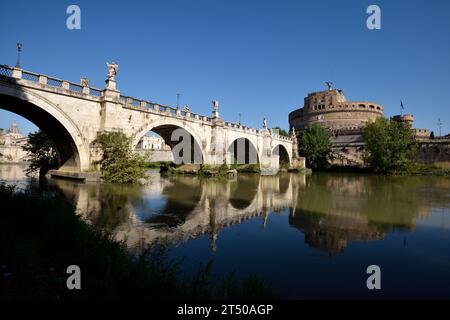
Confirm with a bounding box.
[197,163,231,177]
[389,162,450,176]
[0,182,276,300]
[319,162,450,176]
[146,161,176,170]
[234,164,261,174]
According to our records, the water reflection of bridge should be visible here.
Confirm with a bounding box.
[54,173,304,252]
[51,172,450,255]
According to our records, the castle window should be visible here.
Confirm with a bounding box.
[359,104,366,108]
[369,105,375,109]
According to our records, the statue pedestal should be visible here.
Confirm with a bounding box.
[105,79,117,90]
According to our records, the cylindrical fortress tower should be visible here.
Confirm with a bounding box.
[289,87,384,133]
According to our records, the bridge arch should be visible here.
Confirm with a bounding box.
[132,118,206,164]
[0,83,89,171]
[227,136,260,166]
[272,143,291,168]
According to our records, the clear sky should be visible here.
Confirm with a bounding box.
[1,0,449,135]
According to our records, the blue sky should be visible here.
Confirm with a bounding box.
[1,0,449,135]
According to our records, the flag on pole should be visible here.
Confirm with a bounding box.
[400,101,404,110]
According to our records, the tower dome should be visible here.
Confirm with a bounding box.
[7,121,22,135]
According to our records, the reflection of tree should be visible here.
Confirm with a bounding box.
[290,174,450,254]
[91,184,142,231]
[52,180,142,231]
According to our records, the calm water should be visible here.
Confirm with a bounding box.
[2,164,450,299]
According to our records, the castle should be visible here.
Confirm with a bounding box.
[289,84,384,133]
[289,84,448,166]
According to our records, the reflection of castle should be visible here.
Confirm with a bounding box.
[0,121,28,163]
[289,211,384,256]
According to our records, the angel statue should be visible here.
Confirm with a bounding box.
[263,117,268,129]
[212,100,219,112]
[106,62,119,81]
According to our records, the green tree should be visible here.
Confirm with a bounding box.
[271,126,289,137]
[298,123,332,170]
[363,117,417,172]
[97,132,148,184]
[22,130,59,178]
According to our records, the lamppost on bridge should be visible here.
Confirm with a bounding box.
[15,42,22,68]
[438,118,443,137]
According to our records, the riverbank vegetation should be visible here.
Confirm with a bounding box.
[23,130,58,178]
[0,182,276,300]
[298,123,332,170]
[97,132,148,184]
[323,118,449,176]
[363,117,417,173]
[146,161,176,172]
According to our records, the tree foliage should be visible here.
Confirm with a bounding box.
[271,126,289,137]
[22,130,59,177]
[97,132,148,184]
[298,123,332,170]
[363,117,417,172]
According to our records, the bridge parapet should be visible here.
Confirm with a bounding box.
[0,64,103,99]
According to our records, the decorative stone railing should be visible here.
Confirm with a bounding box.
[0,64,104,98]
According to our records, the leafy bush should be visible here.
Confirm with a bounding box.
[97,132,148,184]
[298,123,332,170]
[364,118,417,173]
[22,130,59,177]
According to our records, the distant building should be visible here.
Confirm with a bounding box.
[136,135,170,150]
[391,114,430,139]
[135,135,173,162]
[0,121,28,163]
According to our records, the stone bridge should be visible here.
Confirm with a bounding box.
[0,64,303,174]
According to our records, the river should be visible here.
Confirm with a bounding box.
[1,164,450,299]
